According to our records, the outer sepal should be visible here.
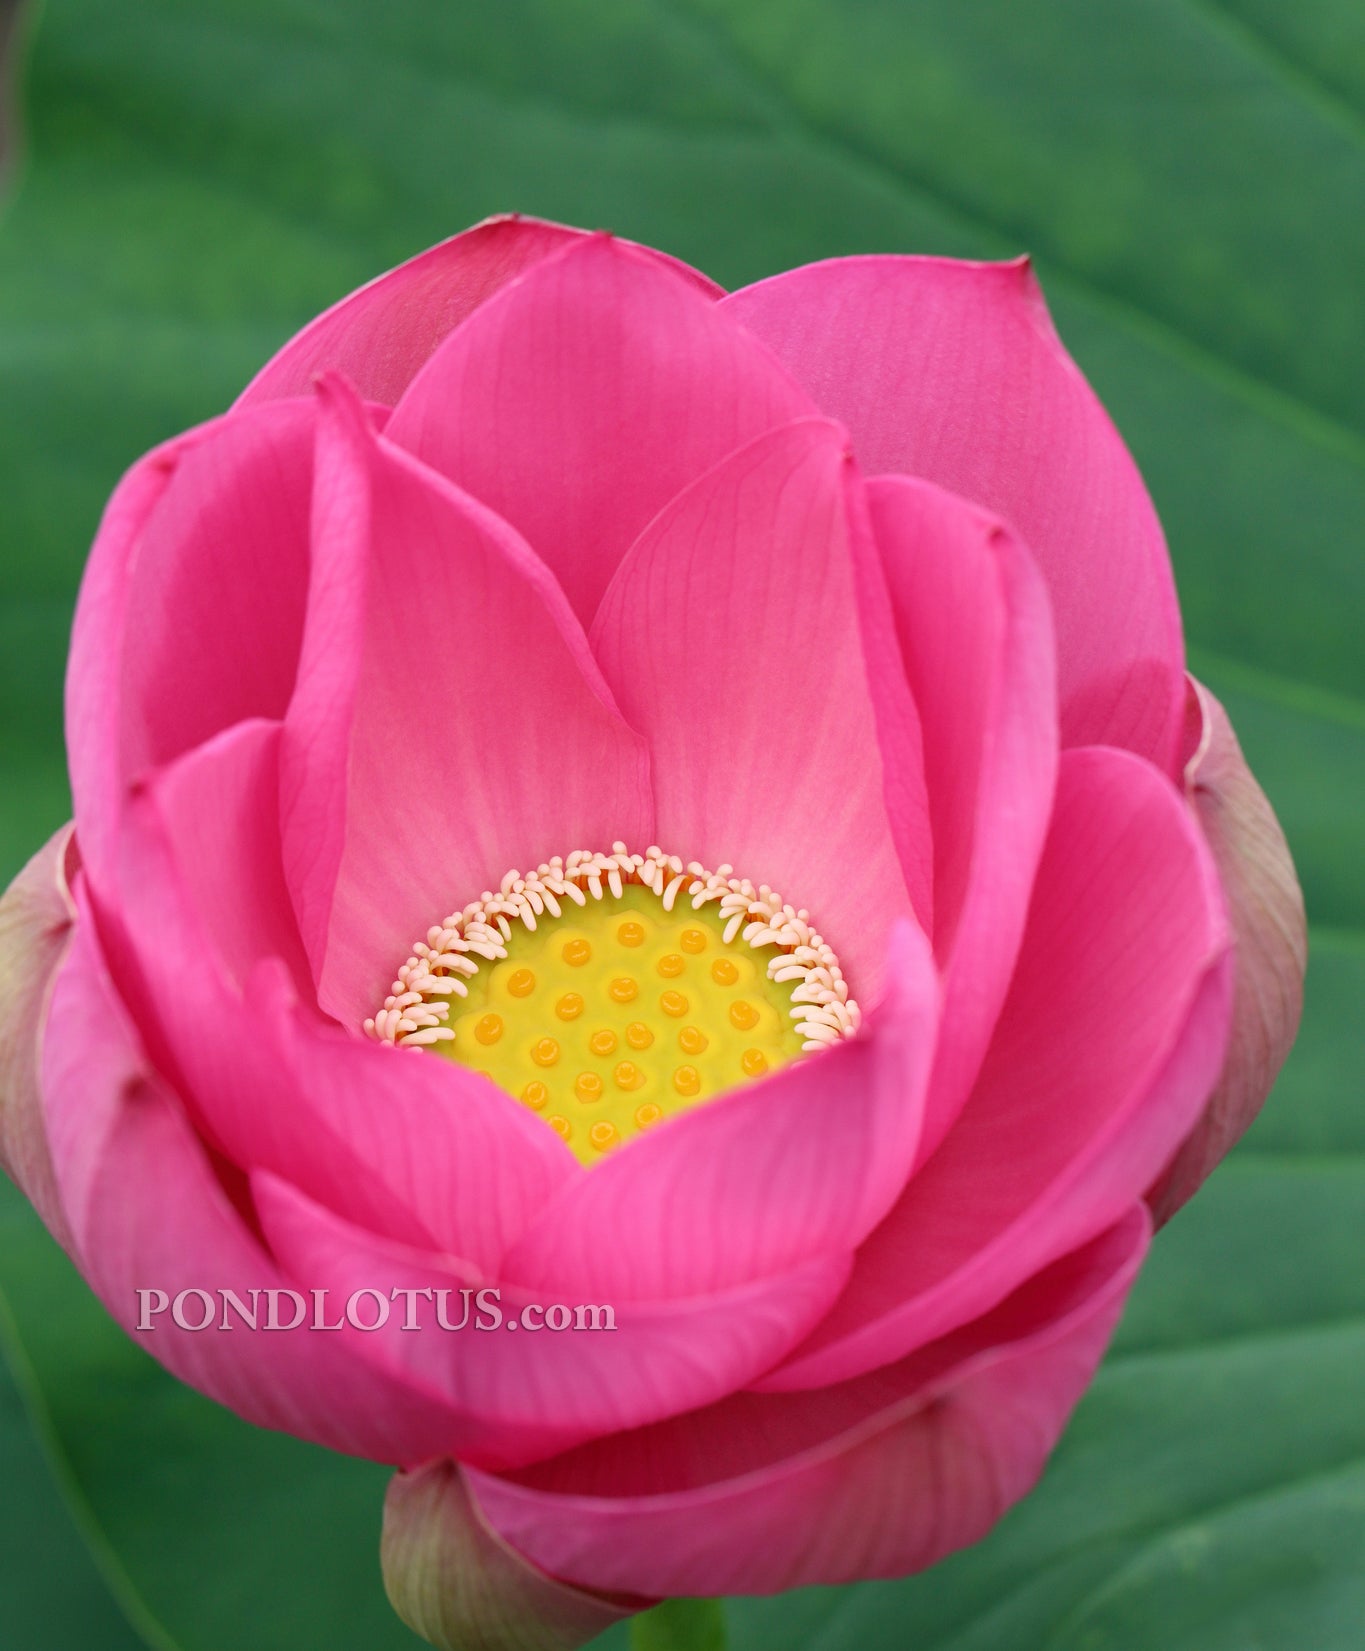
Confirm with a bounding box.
[382,1460,640,1651]
[1149,676,1307,1222]
[0,823,77,1249]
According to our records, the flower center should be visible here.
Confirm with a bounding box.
[366,845,858,1166]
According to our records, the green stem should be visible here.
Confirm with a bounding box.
[629,1596,727,1651]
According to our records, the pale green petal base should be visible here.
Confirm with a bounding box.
[1150,678,1308,1222]
[382,1461,639,1651]
[0,823,77,1250]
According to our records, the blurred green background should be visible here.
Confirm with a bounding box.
[2,1,1363,1646]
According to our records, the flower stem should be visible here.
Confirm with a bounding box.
[629,1597,727,1651]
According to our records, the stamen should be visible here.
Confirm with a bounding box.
[363,845,851,1050]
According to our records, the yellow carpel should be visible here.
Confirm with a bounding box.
[439,883,805,1166]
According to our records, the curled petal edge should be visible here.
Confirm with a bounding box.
[0,824,77,1248]
[1148,676,1307,1222]
[382,1459,642,1651]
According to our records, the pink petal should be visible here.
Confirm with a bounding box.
[866,476,1058,1160]
[281,374,652,1027]
[252,1169,852,1472]
[1148,676,1306,1221]
[66,419,215,890]
[39,904,507,1467]
[0,826,78,1248]
[468,1208,1149,1596]
[501,920,937,1301]
[590,418,924,1001]
[238,214,722,412]
[381,1462,636,1651]
[118,719,574,1274]
[384,234,817,627]
[762,745,1231,1393]
[67,399,322,900]
[722,257,1185,769]
[138,717,311,995]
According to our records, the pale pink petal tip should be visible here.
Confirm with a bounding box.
[237,214,722,412]
[382,1460,640,1651]
[0,825,78,1249]
[1148,676,1307,1222]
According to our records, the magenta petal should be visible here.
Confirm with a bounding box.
[385,235,817,627]
[469,1208,1148,1596]
[501,920,937,1301]
[867,476,1058,1160]
[118,722,574,1272]
[1149,677,1307,1221]
[722,257,1185,769]
[252,1169,852,1471]
[65,419,213,889]
[281,375,652,1026]
[141,717,311,995]
[763,746,1231,1392]
[590,419,924,1000]
[239,215,721,412]
[39,911,492,1466]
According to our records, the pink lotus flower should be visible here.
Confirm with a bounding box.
[0,216,1305,1647]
